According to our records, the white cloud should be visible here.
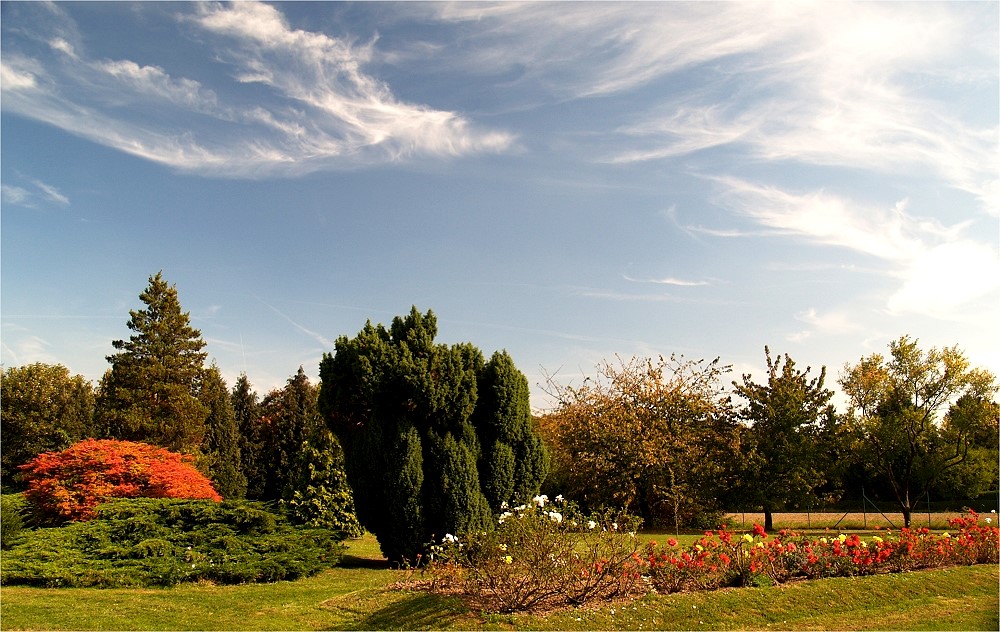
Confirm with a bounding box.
[0,60,38,90]
[0,1,514,177]
[623,274,709,287]
[31,179,69,205]
[602,2,997,215]
[887,241,1000,317]
[714,177,1000,319]
[788,308,863,342]
[1,185,31,206]
[1,178,69,207]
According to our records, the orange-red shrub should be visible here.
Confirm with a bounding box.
[18,439,221,524]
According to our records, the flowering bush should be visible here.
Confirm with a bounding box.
[426,494,646,612]
[19,439,221,524]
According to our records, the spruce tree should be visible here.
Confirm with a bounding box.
[231,374,266,499]
[257,367,322,501]
[199,364,247,499]
[96,272,208,453]
[319,307,547,563]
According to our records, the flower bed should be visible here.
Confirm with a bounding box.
[426,503,999,613]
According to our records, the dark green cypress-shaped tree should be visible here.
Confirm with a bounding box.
[231,374,267,499]
[199,364,247,499]
[319,307,546,563]
[96,272,208,453]
[475,350,548,510]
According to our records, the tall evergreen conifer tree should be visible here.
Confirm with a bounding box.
[199,364,247,499]
[281,426,362,537]
[319,307,548,563]
[476,351,547,510]
[256,367,322,501]
[96,272,208,453]
[231,374,267,499]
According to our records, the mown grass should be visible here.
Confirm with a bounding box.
[2,532,997,631]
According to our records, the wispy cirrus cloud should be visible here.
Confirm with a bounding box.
[601,2,998,215]
[0,1,514,177]
[623,274,709,288]
[1,177,69,208]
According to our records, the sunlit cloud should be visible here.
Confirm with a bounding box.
[714,177,1000,318]
[787,308,863,343]
[602,2,997,215]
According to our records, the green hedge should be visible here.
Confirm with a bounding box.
[0,498,346,587]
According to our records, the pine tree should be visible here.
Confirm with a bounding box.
[199,364,247,499]
[96,272,208,453]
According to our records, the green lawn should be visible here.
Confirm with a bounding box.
[2,534,997,630]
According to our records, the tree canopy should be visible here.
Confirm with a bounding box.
[539,354,738,530]
[839,335,998,526]
[732,348,835,530]
[0,363,96,490]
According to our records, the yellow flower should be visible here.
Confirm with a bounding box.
[871,535,883,544]
[742,533,754,543]
[498,544,508,552]
[503,555,513,564]
[838,533,847,544]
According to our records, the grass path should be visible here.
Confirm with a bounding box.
[1,534,997,630]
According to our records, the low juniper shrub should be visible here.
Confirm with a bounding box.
[0,498,347,587]
[1,494,28,549]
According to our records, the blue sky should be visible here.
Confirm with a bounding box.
[2,1,998,410]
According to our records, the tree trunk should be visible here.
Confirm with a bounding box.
[763,506,774,532]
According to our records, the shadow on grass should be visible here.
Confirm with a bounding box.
[345,592,472,631]
[337,553,393,570]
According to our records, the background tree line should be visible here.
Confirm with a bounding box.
[2,273,997,555]
[538,341,998,530]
